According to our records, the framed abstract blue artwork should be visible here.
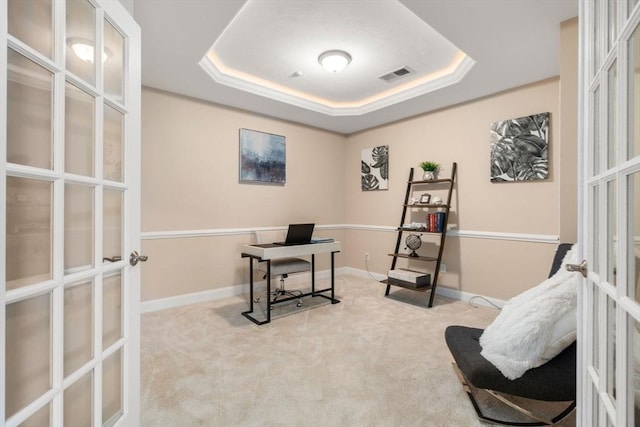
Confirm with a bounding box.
[239,128,286,184]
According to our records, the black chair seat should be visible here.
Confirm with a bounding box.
[445,325,576,402]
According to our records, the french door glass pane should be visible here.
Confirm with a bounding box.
[630,317,640,427]
[7,48,53,170]
[607,298,617,402]
[608,61,617,169]
[6,177,52,290]
[64,370,94,427]
[104,19,124,104]
[65,82,95,177]
[592,285,600,373]
[592,383,599,423]
[592,86,601,176]
[104,104,124,182]
[102,348,123,425]
[631,24,640,160]
[608,0,617,54]
[66,0,96,85]
[631,172,640,304]
[6,293,52,419]
[21,402,51,427]
[103,189,123,264]
[8,0,53,59]
[632,0,639,15]
[608,180,618,286]
[103,272,122,349]
[594,0,601,78]
[64,184,94,274]
[64,280,94,376]
[591,184,601,274]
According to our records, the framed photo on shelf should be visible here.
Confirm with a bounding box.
[420,193,431,204]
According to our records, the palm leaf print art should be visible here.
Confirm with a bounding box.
[490,113,549,182]
[361,145,389,191]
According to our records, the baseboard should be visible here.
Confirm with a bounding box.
[434,286,505,309]
[141,283,250,313]
[141,266,503,313]
[341,267,505,309]
[141,267,350,314]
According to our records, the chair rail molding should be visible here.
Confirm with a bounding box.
[141,224,559,244]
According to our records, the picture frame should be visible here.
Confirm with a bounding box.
[490,112,549,182]
[239,128,286,184]
[361,145,389,191]
[420,193,431,204]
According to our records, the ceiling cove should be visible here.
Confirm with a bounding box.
[198,0,475,116]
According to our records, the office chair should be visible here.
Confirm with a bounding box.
[254,230,310,307]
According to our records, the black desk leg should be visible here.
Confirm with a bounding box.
[266,260,271,324]
[248,257,254,311]
[331,251,337,303]
[311,254,316,295]
[242,254,271,325]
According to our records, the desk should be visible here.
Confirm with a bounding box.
[241,241,341,325]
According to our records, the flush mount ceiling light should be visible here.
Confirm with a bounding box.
[67,37,108,63]
[318,50,351,73]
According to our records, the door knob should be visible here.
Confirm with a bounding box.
[130,251,149,266]
[566,260,587,278]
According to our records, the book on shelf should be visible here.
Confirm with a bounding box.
[388,269,431,286]
[425,212,446,232]
[435,212,445,232]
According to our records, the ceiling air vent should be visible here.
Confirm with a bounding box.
[379,66,414,83]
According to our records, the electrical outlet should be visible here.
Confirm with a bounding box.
[440,263,447,273]
[365,252,370,261]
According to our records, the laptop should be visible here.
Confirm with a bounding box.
[273,223,315,246]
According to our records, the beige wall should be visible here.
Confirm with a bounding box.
[141,89,346,301]
[141,19,578,303]
[344,78,568,300]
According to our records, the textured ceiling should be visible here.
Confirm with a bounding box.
[134,0,578,134]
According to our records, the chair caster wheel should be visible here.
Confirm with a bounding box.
[296,302,303,307]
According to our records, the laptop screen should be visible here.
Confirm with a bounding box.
[282,223,315,245]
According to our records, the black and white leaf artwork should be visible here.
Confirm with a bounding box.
[490,112,549,182]
[361,161,371,174]
[361,145,389,191]
[362,174,379,191]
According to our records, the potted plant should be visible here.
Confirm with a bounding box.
[419,161,440,180]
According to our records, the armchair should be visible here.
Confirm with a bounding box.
[445,243,577,426]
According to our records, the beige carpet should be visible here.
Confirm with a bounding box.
[141,275,575,426]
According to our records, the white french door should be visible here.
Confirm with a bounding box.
[1,1,141,426]
[579,0,640,425]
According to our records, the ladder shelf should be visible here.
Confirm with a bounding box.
[383,162,457,307]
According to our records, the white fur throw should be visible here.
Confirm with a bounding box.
[479,246,579,380]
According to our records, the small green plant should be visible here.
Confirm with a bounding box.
[419,161,440,172]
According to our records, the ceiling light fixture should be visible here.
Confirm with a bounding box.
[67,37,108,63]
[318,50,351,73]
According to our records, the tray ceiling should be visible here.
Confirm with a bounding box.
[134,0,578,134]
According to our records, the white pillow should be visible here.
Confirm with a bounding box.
[539,308,576,364]
[479,246,579,380]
